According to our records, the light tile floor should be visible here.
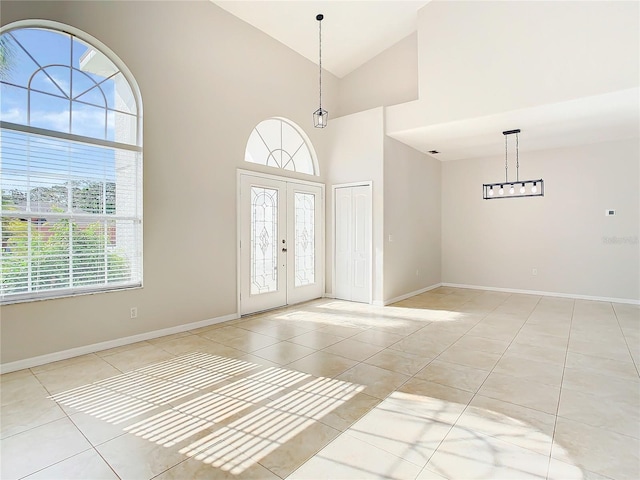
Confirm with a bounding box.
[1,287,639,479]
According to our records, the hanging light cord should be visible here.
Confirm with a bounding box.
[504,133,508,183]
[318,15,323,110]
[504,131,520,183]
[516,131,520,182]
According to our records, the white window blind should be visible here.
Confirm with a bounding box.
[0,24,143,304]
[1,128,142,303]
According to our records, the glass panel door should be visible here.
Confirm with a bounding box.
[240,174,323,315]
[250,186,279,295]
[240,176,286,314]
[286,183,323,306]
[294,192,315,287]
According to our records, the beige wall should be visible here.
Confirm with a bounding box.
[383,138,441,302]
[415,0,639,124]
[0,0,338,365]
[336,33,418,118]
[325,108,385,304]
[2,0,638,369]
[442,139,640,302]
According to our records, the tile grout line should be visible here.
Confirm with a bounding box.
[610,303,640,378]
[18,362,122,480]
[389,290,527,476]
[27,359,116,478]
[545,297,576,480]
[4,293,635,479]
[418,293,561,476]
[30,353,257,479]
[322,288,472,478]
[282,288,472,477]
[459,296,568,417]
[412,290,506,476]
[446,294,541,418]
[404,289,518,477]
[48,351,180,480]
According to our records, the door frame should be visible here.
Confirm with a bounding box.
[237,169,325,316]
[331,181,373,304]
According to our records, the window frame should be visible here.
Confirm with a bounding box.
[245,117,319,176]
[0,20,143,304]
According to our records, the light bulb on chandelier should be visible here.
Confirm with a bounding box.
[483,129,544,200]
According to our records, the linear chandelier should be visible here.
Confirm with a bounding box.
[313,13,328,128]
[483,129,544,200]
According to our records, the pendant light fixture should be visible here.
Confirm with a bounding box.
[483,129,544,199]
[313,13,328,128]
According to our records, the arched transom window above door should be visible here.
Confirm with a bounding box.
[245,117,318,176]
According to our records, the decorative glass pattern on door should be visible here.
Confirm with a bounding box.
[294,192,315,287]
[250,187,278,294]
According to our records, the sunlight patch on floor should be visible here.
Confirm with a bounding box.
[278,301,466,327]
[179,375,364,474]
[50,352,364,475]
[291,391,584,480]
[50,353,258,424]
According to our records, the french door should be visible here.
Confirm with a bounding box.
[239,173,323,315]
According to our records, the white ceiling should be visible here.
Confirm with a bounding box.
[386,88,640,161]
[212,1,638,161]
[213,1,429,78]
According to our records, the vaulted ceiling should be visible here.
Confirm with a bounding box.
[213,1,429,78]
[213,1,638,161]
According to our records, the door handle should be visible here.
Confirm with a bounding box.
[282,248,287,252]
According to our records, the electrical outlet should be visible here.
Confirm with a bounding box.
[532,268,538,276]
[130,307,138,319]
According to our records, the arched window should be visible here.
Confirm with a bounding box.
[245,117,318,175]
[0,21,143,303]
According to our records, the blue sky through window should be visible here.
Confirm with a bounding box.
[1,25,143,301]
[0,27,136,142]
[1,27,138,193]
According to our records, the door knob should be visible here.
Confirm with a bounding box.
[282,248,287,252]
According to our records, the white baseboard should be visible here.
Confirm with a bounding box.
[325,285,443,307]
[384,283,443,306]
[1,312,239,374]
[10,282,633,374]
[441,283,640,305]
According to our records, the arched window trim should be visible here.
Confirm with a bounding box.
[245,117,319,176]
[1,19,143,149]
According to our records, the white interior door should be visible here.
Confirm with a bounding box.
[240,174,323,315]
[335,184,372,303]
